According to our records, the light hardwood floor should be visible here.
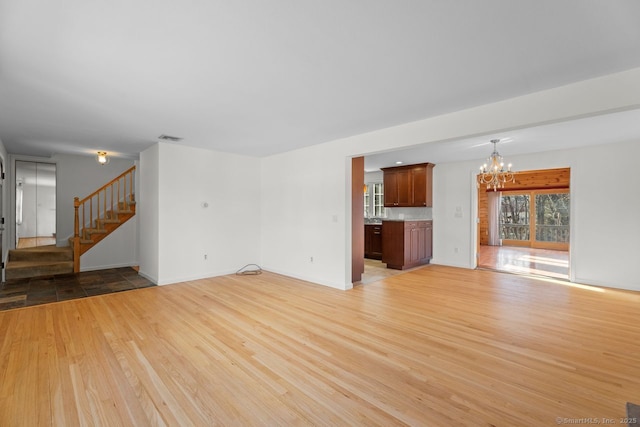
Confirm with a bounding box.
[479,245,569,279]
[1,265,639,426]
[359,258,421,285]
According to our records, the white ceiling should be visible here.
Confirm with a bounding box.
[1,1,640,163]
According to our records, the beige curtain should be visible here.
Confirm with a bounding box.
[487,191,502,246]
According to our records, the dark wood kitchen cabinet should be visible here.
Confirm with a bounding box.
[364,224,383,260]
[382,167,412,207]
[382,163,434,207]
[382,220,432,270]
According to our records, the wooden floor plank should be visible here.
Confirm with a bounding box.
[0,265,639,425]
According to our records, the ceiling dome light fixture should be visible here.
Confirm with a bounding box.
[96,151,110,165]
[477,139,515,191]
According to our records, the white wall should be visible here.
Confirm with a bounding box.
[261,146,350,288]
[260,67,640,290]
[427,159,478,269]
[79,219,137,271]
[139,142,261,285]
[54,153,137,270]
[568,142,640,290]
[139,144,160,283]
[364,171,383,183]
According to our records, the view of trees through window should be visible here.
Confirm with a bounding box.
[500,190,570,246]
[500,194,530,240]
[535,193,570,242]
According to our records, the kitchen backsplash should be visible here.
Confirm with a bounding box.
[376,207,432,220]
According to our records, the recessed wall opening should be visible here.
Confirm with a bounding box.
[477,167,570,280]
[15,161,57,249]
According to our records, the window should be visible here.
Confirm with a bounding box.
[500,194,530,241]
[364,182,384,217]
[535,192,570,244]
[364,187,370,217]
[372,183,384,217]
[499,189,569,250]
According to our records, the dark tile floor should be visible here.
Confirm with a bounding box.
[0,267,156,311]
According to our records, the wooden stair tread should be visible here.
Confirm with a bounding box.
[97,219,121,224]
[6,260,74,269]
[9,245,68,253]
[9,246,73,262]
[69,237,93,245]
[5,260,74,280]
[69,237,94,244]
[84,228,108,234]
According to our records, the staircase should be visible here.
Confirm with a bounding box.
[72,166,136,272]
[3,166,136,281]
[5,246,74,280]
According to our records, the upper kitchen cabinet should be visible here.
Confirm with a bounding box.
[382,167,412,207]
[382,163,434,207]
[411,163,434,207]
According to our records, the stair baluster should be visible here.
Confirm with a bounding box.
[72,166,136,272]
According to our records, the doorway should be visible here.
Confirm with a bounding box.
[477,167,570,280]
[15,161,57,249]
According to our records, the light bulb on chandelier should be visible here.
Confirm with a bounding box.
[477,139,515,191]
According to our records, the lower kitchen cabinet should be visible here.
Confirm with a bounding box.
[382,220,432,270]
[364,224,383,260]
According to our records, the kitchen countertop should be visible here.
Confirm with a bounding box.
[364,218,432,224]
[364,219,383,224]
[382,218,432,222]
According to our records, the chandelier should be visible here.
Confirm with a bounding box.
[477,139,515,191]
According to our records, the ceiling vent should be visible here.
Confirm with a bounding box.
[158,134,183,142]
